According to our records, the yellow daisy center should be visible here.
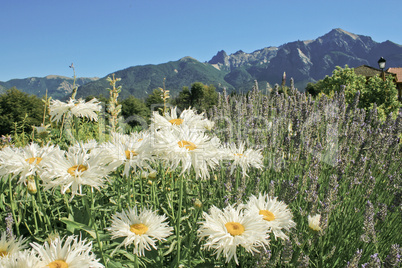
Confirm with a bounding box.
[130,223,148,235]
[169,118,183,125]
[25,157,43,164]
[0,250,8,257]
[178,140,197,151]
[47,260,68,268]
[225,222,245,236]
[259,209,275,221]
[67,164,88,176]
[125,150,138,159]
[234,153,244,157]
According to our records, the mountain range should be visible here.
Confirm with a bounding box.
[2,28,402,100]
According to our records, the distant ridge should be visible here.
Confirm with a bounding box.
[2,28,402,99]
[0,76,99,100]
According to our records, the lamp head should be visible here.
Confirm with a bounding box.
[378,57,386,70]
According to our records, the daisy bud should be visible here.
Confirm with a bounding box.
[141,172,149,179]
[148,170,157,180]
[308,214,322,231]
[27,178,37,194]
[194,198,202,209]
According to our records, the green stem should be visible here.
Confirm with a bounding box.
[176,174,184,265]
[131,175,136,208]
[63,193,73,217]
[139,173,144,204]
[134,254,139,268]
[88,188,107,266]
[31,195,39,233]
[34,175,53,232]
[126,174,132,207]
[59,113,66,140]
[8,176,20,236]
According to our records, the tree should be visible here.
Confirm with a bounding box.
[305,82,322,97]
[85,94,108,104]
[190,82,205,109]
[120,96,150,127]
[145,88,164,110]
[172,86,191,110]
[189,82,218,111]
[0,87,44,135]
[306,65,400,118]
[319,65,366,103]
[362,75,401,118]
[201,84,218,111]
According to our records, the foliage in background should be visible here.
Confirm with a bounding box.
[120,96,149,128]
[306,65,401,119]
[0,87,44,136]
[171,82,218,112]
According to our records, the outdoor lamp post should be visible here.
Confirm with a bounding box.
[378,57,386,81]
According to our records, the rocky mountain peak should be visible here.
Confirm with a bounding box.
[208,50,229,65]
[328,28,360,40]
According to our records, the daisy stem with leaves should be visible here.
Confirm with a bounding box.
[33,175,53,233]
[7,175,20,236]
[87,187,107,265]
[175,173,184,264]
[30,194,39,232]
[59,113,66,140]
[134,254,139,268]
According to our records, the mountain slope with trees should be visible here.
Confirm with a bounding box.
[0,76,99,100]
[75,57,233,100]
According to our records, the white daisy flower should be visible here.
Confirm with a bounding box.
[33,123,50,136]
[104,131,154,178]
[107,206,173,257]
[0,142,60,184]
[308,214,322,231]
[197,204,270,265]
[0,250,40,268]
[49,98,75,123]
[31,235,104,268]
[222,142,264,177]
[0,231,27,260]
[151,106,214,132]
[41,147,119,199]
[68,139,100,155]
[71,98,101,121]
[49,97,101,123]
[153,125,221,179]
[245,193,296,240]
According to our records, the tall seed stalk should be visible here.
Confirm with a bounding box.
[107,74,122,133]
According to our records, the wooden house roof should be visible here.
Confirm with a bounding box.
[386,67,402,83]
[354,65,394,77]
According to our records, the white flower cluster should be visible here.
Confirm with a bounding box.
[150,107,264,179]
[0,107,264,197]
[198,193,296,265]
[0,232,104,268]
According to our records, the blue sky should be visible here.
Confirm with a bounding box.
[1,0,401,81]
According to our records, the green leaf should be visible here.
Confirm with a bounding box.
[60,217,96,238]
